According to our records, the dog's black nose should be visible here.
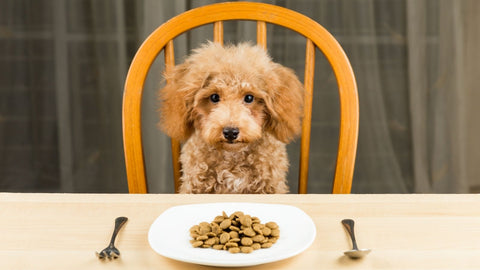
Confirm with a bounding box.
[223,127,239,142]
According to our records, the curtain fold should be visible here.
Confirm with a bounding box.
[407,0,467,192]
[462,1,480,192]
[141,0,188,193]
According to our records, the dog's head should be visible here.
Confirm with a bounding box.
[159,42,304,149]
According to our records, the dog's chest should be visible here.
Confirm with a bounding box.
[212,150,258,176]
[209,151,261,192]
[180,134,288,193]
[183,137,263,175]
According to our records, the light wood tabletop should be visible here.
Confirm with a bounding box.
[1,193,480,269]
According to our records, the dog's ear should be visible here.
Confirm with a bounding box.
[158,63,196,142]
[263,64,304,143]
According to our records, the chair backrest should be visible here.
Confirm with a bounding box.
[123,2,358,194]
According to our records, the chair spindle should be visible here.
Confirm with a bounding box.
[299,39,315,194]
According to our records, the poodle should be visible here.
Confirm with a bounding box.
[159,42,304,194]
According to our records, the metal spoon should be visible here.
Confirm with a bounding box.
[341,219,371,259]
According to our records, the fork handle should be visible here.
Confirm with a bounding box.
[109,217,128,246]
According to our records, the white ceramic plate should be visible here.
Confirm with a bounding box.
[148,202,316,267]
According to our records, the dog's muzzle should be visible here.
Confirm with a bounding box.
[223,127,239,143]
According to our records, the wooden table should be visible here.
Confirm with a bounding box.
[1,193,480,269]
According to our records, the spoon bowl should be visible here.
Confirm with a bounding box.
[341,219,371,259]
[344,248,371,259]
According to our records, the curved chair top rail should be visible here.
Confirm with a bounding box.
[123,2,359,194]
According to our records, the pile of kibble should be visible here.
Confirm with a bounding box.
[189,211,280,253]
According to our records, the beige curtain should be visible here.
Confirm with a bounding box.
[0,0,478,193]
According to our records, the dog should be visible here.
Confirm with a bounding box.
[159,42,304,194]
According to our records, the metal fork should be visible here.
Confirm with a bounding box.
[96,216,128,260]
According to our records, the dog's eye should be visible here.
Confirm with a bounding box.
[209,93,220,103]
[244,94,254,103]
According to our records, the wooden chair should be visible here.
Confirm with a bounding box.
[123,2,359,194]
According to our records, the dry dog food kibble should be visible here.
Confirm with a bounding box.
[189,211,279,253]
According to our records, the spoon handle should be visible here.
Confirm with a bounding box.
[341,219,358,250]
